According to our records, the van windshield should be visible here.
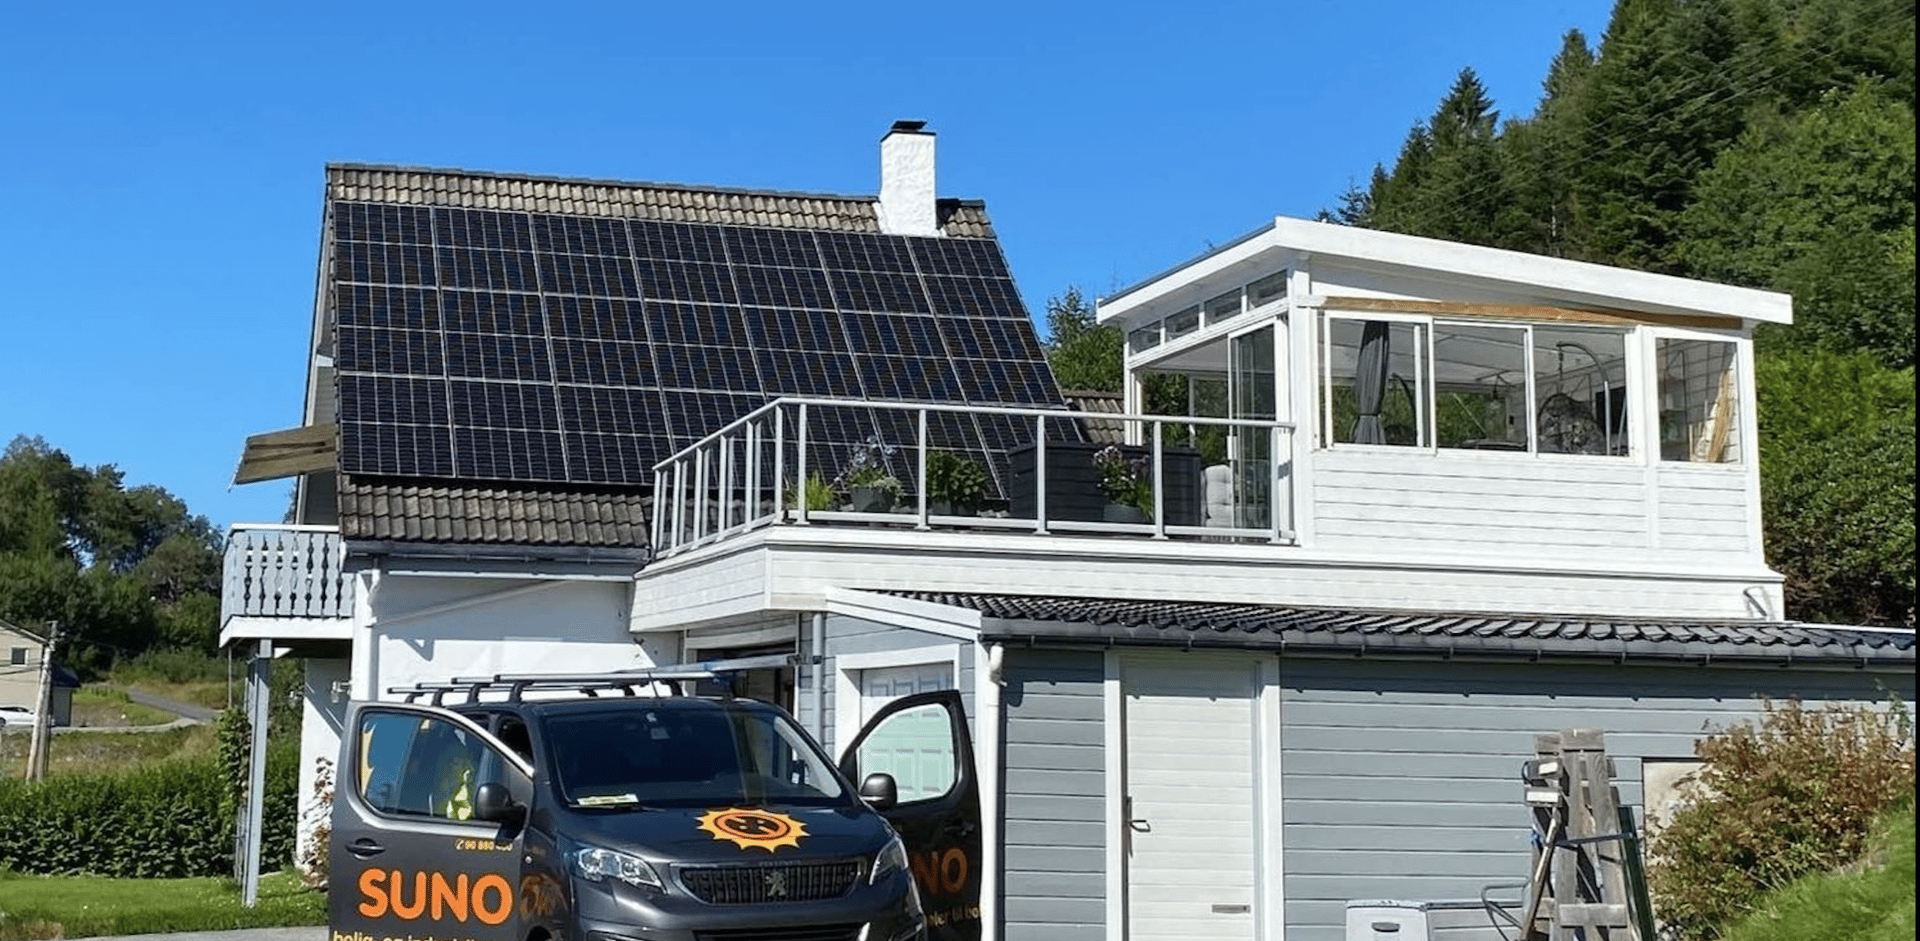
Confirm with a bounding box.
[544,703,847,809]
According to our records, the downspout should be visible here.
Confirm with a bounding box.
[810,612,827,747]
[979,641,1005,941]
[350,569,382,699]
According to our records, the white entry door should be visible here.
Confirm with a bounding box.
[1124,655,1260,940]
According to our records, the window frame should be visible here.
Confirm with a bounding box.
[1320,310,1643,460]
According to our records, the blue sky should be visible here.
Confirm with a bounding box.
[0,0,1611,532]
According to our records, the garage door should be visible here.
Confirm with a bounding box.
[1124,655,1260,941]
[856,662,956,801]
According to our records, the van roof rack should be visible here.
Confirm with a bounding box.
[387,652,796,706]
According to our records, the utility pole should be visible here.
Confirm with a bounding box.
[26,619,61,781]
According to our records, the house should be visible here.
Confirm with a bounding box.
[224,124,1915,941]
[0,619,76,728]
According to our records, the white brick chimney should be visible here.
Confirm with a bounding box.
[877,120,938,237]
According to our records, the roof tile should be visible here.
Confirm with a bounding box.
[896,592,1915,666]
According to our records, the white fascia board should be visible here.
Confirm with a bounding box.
[822,586,982,641]
[220,616,352,648]
[1102,215,1792,325]
[1098,223,1280,327]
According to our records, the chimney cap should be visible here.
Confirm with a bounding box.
[888,119,930,134]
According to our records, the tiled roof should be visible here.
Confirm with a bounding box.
[325,164,997,238]
[1062,390,1125,444]
[338,476,648,548]
[896,592,1916,666]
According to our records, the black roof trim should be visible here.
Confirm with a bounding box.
[893,592,1915,667]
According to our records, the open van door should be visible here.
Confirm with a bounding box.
[839,690,982,941]
[331,702,534,941]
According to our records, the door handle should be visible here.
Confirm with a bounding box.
[347,838,386,858]
[1128,818,1151,833]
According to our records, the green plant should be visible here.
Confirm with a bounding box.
[783,473,834,511]
[0,736,297,878]
[834,434,900,492]
[1719,804,1915,941]
[925,450,988,512]
[1091,445,1153,512]
[1647,696,1916,941]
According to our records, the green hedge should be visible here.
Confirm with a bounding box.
[0,739,299,878]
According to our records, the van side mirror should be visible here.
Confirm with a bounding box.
[858,772,898,811]
[473,782,524,826]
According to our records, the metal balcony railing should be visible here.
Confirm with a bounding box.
[221,525,353,620]
[650,397,1297,560]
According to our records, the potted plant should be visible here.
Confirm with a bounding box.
[1092,445,1153,523]
[837,435,901,513]
[925,450,989,516]
[783,472,835,513]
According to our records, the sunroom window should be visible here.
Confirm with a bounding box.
[1324,318,1428,446]
[1323,314,1631,456]
[1657,337,1739,463]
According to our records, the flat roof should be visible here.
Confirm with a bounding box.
[1100,216,1792,325]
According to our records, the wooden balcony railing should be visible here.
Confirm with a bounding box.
[221,525,352,620]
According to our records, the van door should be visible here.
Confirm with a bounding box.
[839,690,982,941]
[331,702,533,941]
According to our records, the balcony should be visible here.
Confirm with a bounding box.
[649,397,1299,560]
[220,525,353,645]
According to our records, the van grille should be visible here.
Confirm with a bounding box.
[691,924,862,941]
[679,859,863,905]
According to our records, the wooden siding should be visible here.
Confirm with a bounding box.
[1277,656,1914,941]
[1311,452,1657,558]
[1655,466,1753,555]
[1001,649,1107,940]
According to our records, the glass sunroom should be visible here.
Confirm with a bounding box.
[1100,217,1770,565]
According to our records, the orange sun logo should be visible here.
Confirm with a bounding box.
[696,807,808,852]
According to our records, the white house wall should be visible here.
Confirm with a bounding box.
[296,657,349,879]
[362,576,654,698]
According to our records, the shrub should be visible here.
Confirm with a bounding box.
[0,734,299,878]
[115,647,230,684]
[1647,696,1916,940]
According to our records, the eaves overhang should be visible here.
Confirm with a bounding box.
[1098,216,1793,327]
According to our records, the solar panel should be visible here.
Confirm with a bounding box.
[331,203,1074,490]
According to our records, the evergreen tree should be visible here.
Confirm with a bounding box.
[1043,286,1124,393]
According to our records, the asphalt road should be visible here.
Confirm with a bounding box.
[86,930,322,941]
[124,688,221,723]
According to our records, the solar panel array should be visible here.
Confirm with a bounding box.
[330,203,1072,491]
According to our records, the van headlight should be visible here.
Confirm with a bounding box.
[870,834,910,885]
[572,846,665,892]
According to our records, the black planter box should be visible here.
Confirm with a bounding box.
[1007,440,1200,526]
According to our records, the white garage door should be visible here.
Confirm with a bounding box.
[856,662,955,801]
[1124,655,1259,941]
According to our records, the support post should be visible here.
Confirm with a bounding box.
[241,639,272,907]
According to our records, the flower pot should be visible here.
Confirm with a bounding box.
[849,485,897,514]
[1103,503,1150,524]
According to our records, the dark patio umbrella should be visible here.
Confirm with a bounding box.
[1351,320,1390,444]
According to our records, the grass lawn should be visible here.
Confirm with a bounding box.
[70,687,180,728]
[0,725,216,779]
[0,869,325,940]
[1723,805,1917,941]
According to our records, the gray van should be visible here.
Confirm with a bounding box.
[329,672,981,941]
